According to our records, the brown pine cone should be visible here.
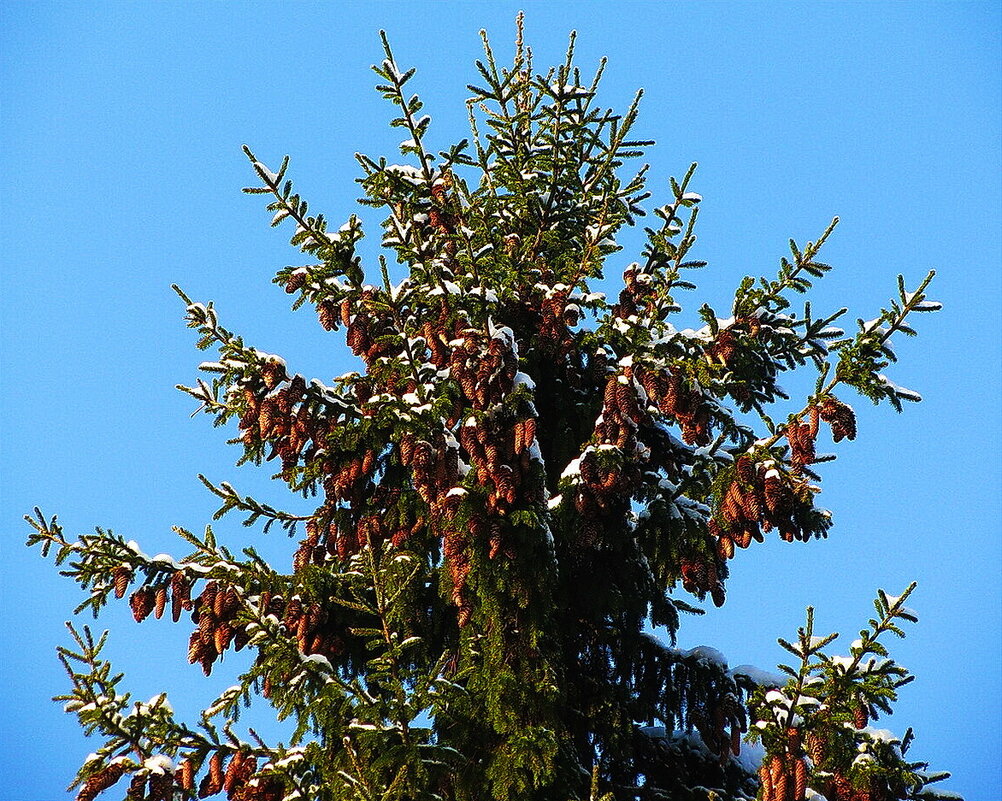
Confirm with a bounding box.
[214,622,234,654]
[187,631,204,665]
[113,566,132,599]
[513,420,525,455]
[759,763,774,801]
[736,454,757,485]
[178,758,195,791]
[153,586,168,620]
[776,771,789,801]
[207,752,225,793]
[710,582,726,608]
[734,526,753,549]
[337,297,352,327]
[763,471,787,515]
[770,754,784,787]
[257,398,276,439]
[171,572,192,617]
[710,329,737,364]
[795,757,807,800]
[722,482,744,523]
[223,751,244,794]
[130,588,154,623]
[260,359,286,390]
[213,585,227,619]
[78,761,128,801]
[806,732,826,765]
[833,773,852,801]
[147,771,174,801]
[315,299,337,331]
[819,396,857,442]
[284,270,306,293]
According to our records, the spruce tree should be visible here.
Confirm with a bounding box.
[27,20,959,801]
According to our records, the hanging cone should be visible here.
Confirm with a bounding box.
[113,566,131,599]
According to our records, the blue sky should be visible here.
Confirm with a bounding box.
[1,2,998,799]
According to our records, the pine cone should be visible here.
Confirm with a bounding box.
[78,761,127,801]
[207,752,225,793]
[770,754,783,788]
[315,299,337,331]
[806,733,825,765]
[260,359,286,390]
[214,622,233,654]
[833,773,852,801]
[284,270,306,293]
[736,454,756,485]
[722,482,743,523]
[795,757,807,801]
[178,759,195,791]
[223,751,244,794]
[809,405,821,438]
[819,396,857,442]
[759,763,774,801]
[113,566,132,599]
[188,631,204,664]
[152,586,168,619]
[776,771,789,801]
[127,772,147,799]
[130,588,154,622]
[170,574,190,622]
[148,772,175,801]
[734,525,753,549]
[764,472,787,515]
[710,329,737,364]
[788,422,817,466]
[257,398,277,439]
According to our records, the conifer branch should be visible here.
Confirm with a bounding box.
[28,22,956,801]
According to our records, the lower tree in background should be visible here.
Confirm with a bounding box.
[27,21,959,801]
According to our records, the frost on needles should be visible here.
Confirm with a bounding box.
[27,17,957,801]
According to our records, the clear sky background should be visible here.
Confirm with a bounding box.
[2,2,999,799]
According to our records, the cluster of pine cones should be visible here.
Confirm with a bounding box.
[181,751,282,800]
[76,753,284,801]
[124,767,178,801]
[570,373,645,548]
[761,705,889,801]
[122,569,193,625]
[678,556,727,608]
[129,568,344,678]
[612,264,658,321]
[709,454,814,558]
[692,691,747,764]
[801,706,896,801]
[787,396,857,469]
[185,581,248,677]
[533,284,579,360]
[445,328,542,624]
[636,365,712,446]
[759,750,809,801]
[709,394,856,562]
[185,581,344,679]
[292,498,423,570]
[237,361,330,479]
